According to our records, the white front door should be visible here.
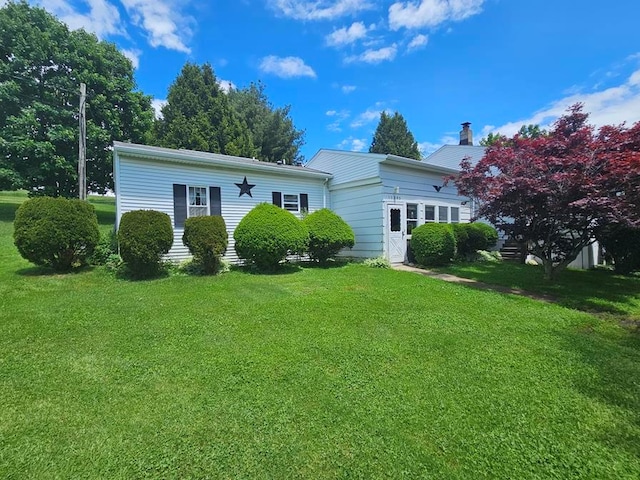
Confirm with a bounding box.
[386,204,405,263]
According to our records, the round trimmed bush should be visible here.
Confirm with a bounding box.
[118,210,173,278]
[13,196,100,271]
[182,215,228,274]
[410,223,456,266]
[473,222,499,249]
[303,208,355,264]
[452,223,470,258]
[234,203,308,271]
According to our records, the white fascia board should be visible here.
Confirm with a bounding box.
[383,155,460,175]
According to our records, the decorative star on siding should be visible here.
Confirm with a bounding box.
[235,176,255,197]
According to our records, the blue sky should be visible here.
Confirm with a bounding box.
[21,0,640,160]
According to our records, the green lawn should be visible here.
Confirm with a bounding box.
[1,192,639,478]
[437,262,640,321]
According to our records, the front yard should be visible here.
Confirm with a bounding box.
[1,192,639,478]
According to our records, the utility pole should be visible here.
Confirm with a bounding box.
[78,82,87,200]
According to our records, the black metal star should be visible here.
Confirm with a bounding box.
[235,176,255,197]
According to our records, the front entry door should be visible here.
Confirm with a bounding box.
[386,204,405,263]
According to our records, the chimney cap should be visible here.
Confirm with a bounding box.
[461,122,471,128]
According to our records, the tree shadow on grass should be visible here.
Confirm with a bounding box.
[439,262,640,319]
[298,259,352,269]
[0,201,20,223]
[558,326,640,459]
[231,263,303,276]
[15,264,95,277]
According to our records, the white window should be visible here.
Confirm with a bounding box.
[188,186,208,217]
[438,206,449,223]
[283,194,299,212]
[406,203,418,234]
[425,205,436,223]
[451,207,460,223]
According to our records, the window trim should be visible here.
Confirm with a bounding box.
[283,193,300,212]
[188,185,209,218]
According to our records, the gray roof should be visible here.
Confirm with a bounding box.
[113,141,332,179]
[423,145,486,171]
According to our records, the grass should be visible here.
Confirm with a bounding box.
[437,262,640,321]
[1,192,639,478]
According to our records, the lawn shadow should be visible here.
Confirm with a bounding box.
[0,201,20,223]
[558,326,640,459]
[16,264,96,277]
[298,259,352,269]
[439,262,640,319]
[230,263,303,276]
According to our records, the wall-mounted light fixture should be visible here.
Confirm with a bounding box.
[461,201,468,206]
[394,186,400,194]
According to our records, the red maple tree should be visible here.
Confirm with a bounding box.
[454,104,640,280]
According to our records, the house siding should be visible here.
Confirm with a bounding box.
[116,154,327,263]
[329,183,384,258]
[306,150,383,185]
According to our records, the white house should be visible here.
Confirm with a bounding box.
[114,141,475,264]
[305,149,476,263]
[113,142,332,263]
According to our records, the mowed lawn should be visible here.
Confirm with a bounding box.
[1,192,639,478]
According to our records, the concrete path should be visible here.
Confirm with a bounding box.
[392,264,558,304]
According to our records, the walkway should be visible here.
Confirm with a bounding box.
[392,264,558,304]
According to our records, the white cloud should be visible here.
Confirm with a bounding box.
[270,0,374,21]
[418,135,457,156]
[218,79,236,93]
[346,44,397,64]
[483,68,640,138]
[338,136,368,151]
[121,0,193,53]
[326,109,350,131]
[259,55,317,78]
[350,107,387,128]
[37,0,123,38]
[407,33,428,51]
[151,98,167,119]
[120,48,141,69]
[341,85,357,93]
[326,21,371,47]
[389,0,485,30]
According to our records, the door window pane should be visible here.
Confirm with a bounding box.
[390,208,401,232]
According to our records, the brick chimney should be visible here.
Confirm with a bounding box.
[459,122,473,146]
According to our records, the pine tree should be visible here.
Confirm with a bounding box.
[369,111,421,160]
[154,63,255,157]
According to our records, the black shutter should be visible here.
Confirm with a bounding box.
[173,184,187,228]
[210,186,221,216]
[272,191,282,207]
[300,193,309,212]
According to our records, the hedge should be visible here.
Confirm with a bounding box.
[410,223,456,266]
[303,208,355,264]
[234,203,308,271]
[13,196,99,271]
[118,210,173,278]
[182,215,228,274]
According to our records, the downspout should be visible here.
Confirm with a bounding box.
[323,178,329,209]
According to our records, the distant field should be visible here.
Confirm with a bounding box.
[1,191,639,478]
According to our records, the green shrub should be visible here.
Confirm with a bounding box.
[117,210,173,278]
[182,215,228,274]
[91,228,118,265]
[363,256,391,269]
[234,203,308,271]
[452,223,470,258]
[410,223,456,266]
[596,224,640,274]
[303,208,355,264]
[464,223,494,251]
[473,222,499,249]
[13,196,100,271]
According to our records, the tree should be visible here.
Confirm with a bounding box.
[369,111,421,160]
[228,82,305,164]
[454,104,640,281]
[0,1,153,196]
[480,124,547,146]
[154,63,255,158]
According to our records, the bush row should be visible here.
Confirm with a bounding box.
[14,198,354,276]
[410,222,499,266]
